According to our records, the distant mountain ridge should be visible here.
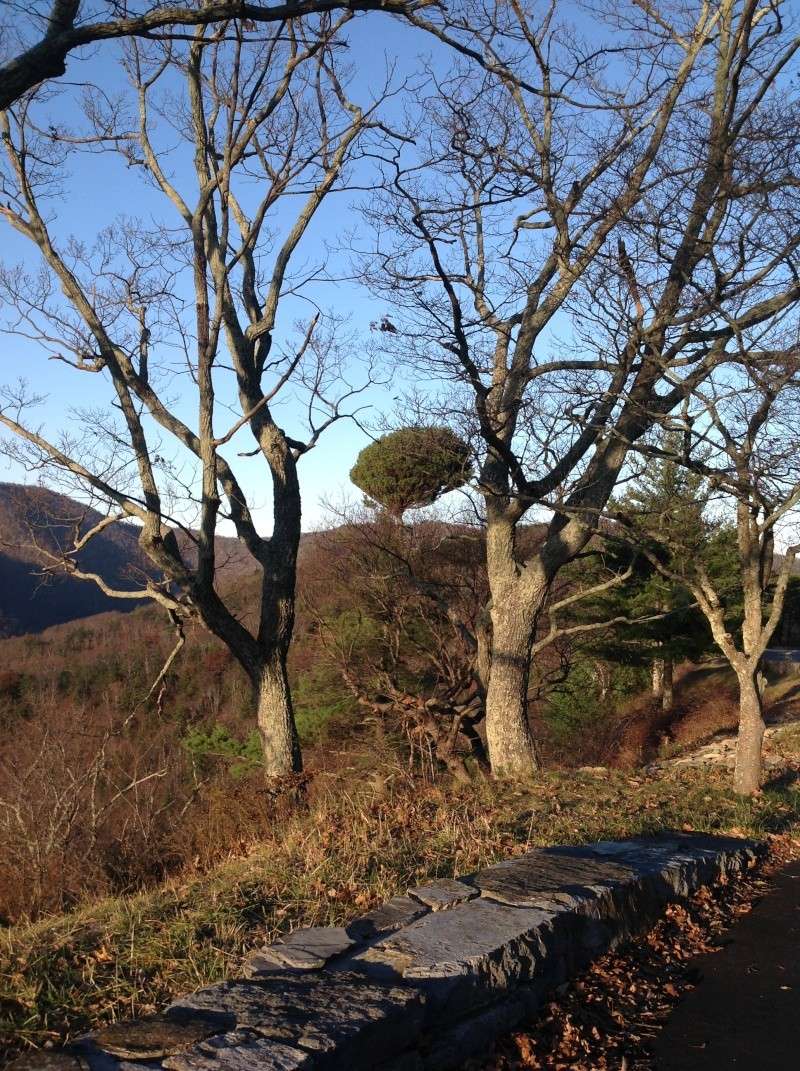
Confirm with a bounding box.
[0,483,256,635]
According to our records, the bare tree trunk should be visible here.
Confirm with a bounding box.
[733,668,765,796]
[661,657,674,712]
[595,662,612,703]
[255,654,302,776]
[652,657,665,699]
[484,598,538,777]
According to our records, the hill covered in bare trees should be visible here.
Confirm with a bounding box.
[0,483,258,634]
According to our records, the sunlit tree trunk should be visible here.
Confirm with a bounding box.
[483,518,543,777]
[733,667,765,796]
[484,597,539,776]
[661,657,674,712]
[255,653,302,776]
[652,657,665,699]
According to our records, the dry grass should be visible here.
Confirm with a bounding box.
[3,739,800,1066]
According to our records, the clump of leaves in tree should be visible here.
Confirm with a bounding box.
[350,427,472,517]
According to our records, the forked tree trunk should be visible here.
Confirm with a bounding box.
[733,668,765,796]
[484,599,538,777]
[255,653,302,776]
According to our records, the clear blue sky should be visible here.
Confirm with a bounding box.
[0,13,439,532]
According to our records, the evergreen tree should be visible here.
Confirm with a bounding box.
[350,427,472,518]
[584,441,737,710]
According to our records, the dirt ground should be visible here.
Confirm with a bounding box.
[610,662,800,768]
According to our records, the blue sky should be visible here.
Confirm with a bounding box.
[0,13,440,532]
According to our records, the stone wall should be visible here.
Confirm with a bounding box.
[50,833,759,1071]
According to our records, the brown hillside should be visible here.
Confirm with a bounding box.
[606,661,800,768]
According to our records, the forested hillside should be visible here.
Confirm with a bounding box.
[0,484,257,635]
[5,504,800,928]
[0,483,150,634]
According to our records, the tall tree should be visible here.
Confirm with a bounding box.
[364,0,800,775]
[0,15,388,776]
[614,355,800,794]
[613,446,717,711]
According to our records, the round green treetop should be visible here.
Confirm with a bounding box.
[350,426,472,517]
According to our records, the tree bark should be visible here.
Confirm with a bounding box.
[484,596,538,777]
[652,657,665,699]
[661,657,674,712]
[255,654,302,776]
[733,668,765,796]
[475,604,493,697]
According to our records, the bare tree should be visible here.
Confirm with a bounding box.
[0,0,431,110]
[612,351,800,794]
[0,15,390,776]
[362,0,800,776]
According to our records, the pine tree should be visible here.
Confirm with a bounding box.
[587,441,734,711]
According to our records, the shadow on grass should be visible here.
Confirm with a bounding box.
[756,767,800,834]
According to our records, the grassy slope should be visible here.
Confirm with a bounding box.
[3,730,800,1062]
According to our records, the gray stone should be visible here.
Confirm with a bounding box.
[348,898,560,1020]
[335,943,412,985]
[243,952,304,979]
[162,1031,313,1071]
[422,990,539,1071]
[381,899,556,980]
[90,1019,220,1061]
[347,897,429,941]
[406,879,478,912]
[167,972,425,1068]
[67,1042,164,1071]
[469,848,635,909]
[589,838,659,857]
[253,928,355,971]
[584,835,759,891]
[80,1054,162,1071]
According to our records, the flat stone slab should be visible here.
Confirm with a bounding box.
[376,898,555,981]
[167,971,424,1067]
[250,927,355,971]
[407,879,478,912]
[162,1031,313,1071]
[89,1020,219,1061]
[347,896,429,941]
[469,849,635,909]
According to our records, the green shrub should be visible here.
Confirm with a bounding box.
[182,724,263,778]
[292,660,356,745]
